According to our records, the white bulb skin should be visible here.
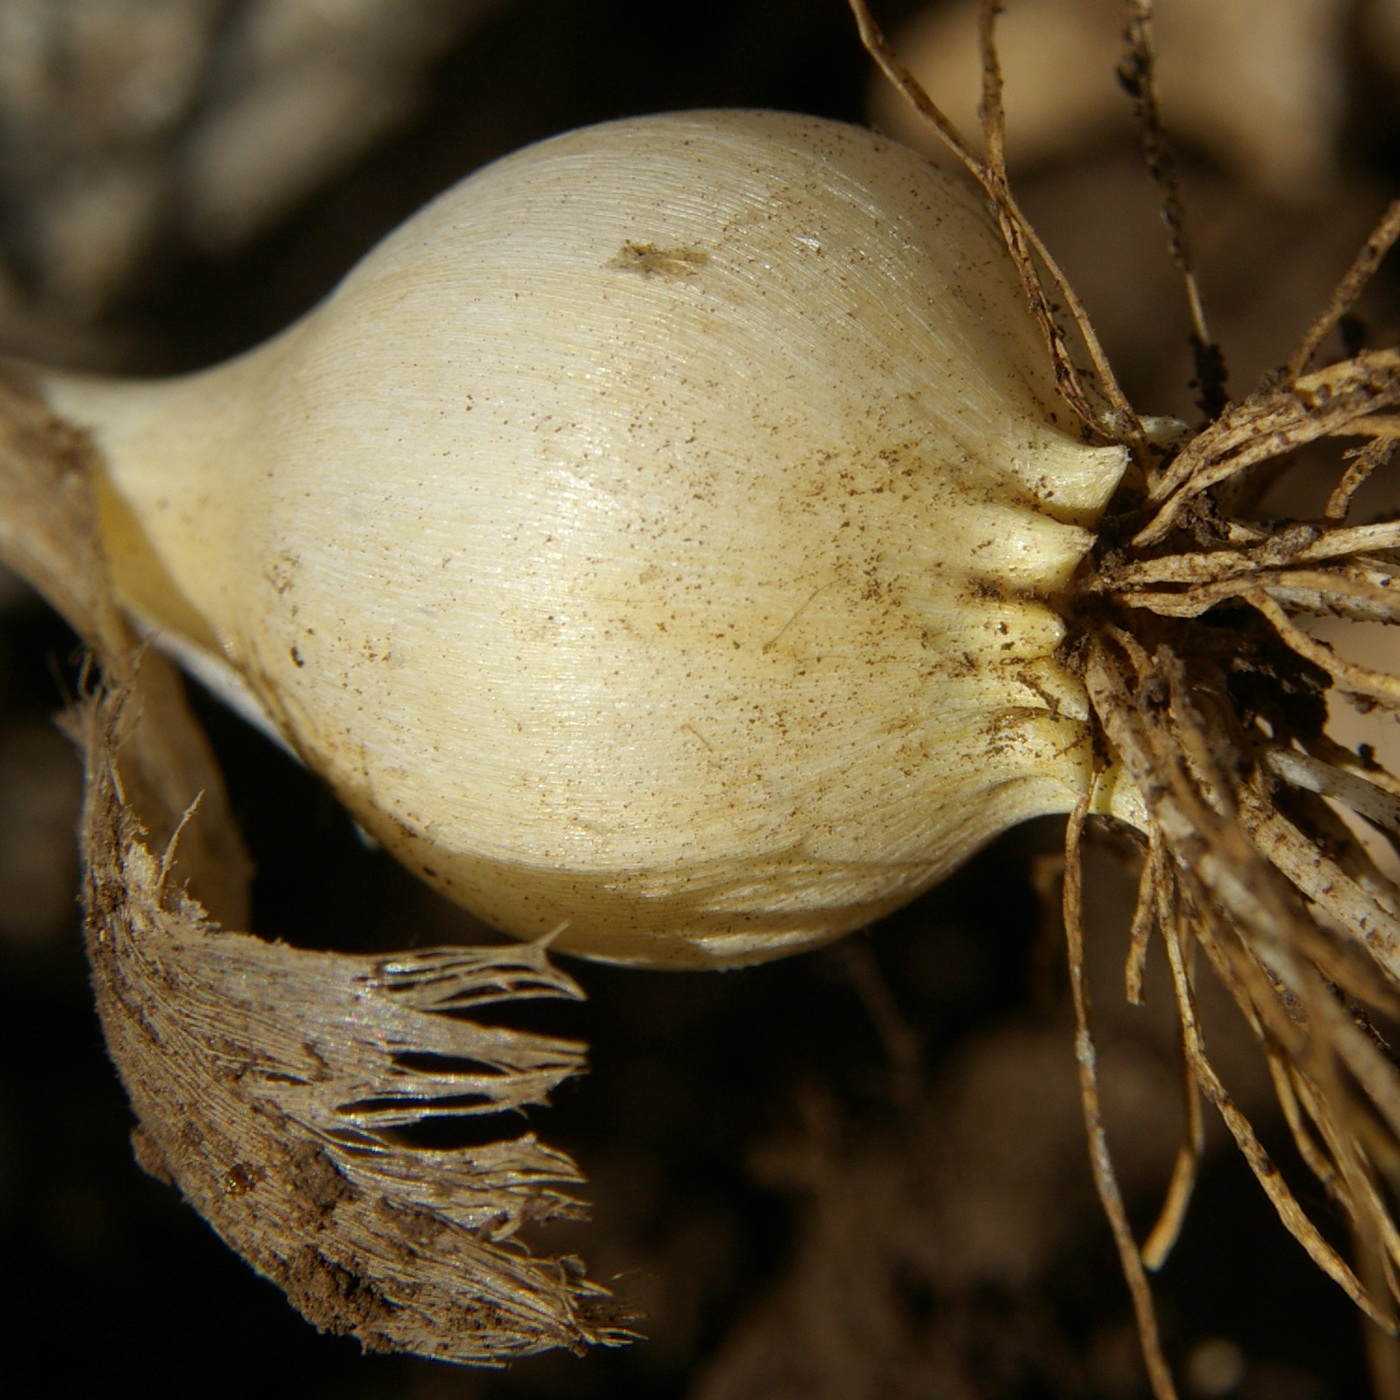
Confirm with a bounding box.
[41,110,1128,969]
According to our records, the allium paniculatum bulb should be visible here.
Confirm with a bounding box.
[40,110,1133,968]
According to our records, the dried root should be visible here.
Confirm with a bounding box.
[855,0,1400,1395]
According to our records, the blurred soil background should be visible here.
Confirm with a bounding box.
[1,1,1399,1396]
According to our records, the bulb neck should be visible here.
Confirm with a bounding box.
[33,357,270,656]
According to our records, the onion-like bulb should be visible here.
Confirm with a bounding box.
[39,110,1135,969]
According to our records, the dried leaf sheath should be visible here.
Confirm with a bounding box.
[79,735,619,1359]
[0,365,629,1362]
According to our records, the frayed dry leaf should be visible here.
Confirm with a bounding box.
[0,364,630,1362]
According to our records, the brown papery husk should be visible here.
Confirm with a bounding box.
[0,363,634,1363]
[849,1,1400,1397]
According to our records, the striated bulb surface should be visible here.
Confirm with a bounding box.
[42,110,1129,967]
